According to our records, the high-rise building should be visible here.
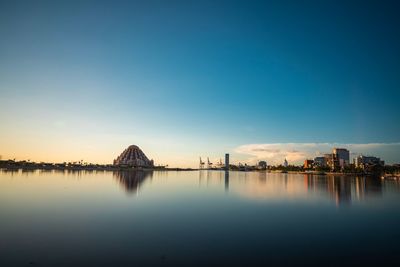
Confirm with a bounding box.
[225,153,229,171]
[332,148,350,170]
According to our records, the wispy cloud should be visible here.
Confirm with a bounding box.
[235,143,400,165]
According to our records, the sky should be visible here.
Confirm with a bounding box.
[1,0,400,167]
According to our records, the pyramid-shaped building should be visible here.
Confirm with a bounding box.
[113,145,154,167]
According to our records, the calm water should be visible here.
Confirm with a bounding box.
[1,170,400,266]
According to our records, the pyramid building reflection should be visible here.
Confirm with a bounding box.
[113,171,153,194]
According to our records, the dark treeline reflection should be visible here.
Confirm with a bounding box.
[113,170,153,193]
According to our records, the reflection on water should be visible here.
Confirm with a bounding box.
[198,170,230,191]
[1,170,400,266]
[113,171,153,194]
[224,171,229,191]
[306,175,383,206]
[0,169,391,206]
[197,171,386,206]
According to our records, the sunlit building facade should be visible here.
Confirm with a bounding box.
[304,159,314,169]
[354,155,384,169]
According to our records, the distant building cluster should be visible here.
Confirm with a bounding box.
[303,147,384,171]
[354,155,384,169]
[201,147,386,174]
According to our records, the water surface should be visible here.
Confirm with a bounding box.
[1,170,399,266]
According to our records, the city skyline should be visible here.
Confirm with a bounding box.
[1,2,400,266]
[1,142,399,168]
[1,1,400,167]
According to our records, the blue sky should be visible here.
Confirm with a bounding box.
[0,0,399,166]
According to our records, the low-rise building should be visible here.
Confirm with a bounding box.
[324,153,335,170]
[354,155,384,169]
[304,159,314,169]
[313,156,327,168]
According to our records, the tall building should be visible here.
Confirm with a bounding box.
[332,148,350,170]
[225,153,229,171]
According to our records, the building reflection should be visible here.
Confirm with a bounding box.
[198,170,230,191]
[113,171,153,194]
[304,175,382,206]
[197,171,384,206]
[225,171,229,191]
[330,176,352,206]
[354,176,383,200]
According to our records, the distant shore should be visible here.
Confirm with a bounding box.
[1,160,399,178]
[0,166,396,178]
[0,165,198,172]
[0,160,196,172]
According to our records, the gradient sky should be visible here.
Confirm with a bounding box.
[1,0,399,167]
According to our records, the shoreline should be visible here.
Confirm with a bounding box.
[0,167,197,172]
[0,165,197,172]
[1,166,396,177]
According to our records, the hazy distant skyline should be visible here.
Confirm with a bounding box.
[1,0,400,167]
